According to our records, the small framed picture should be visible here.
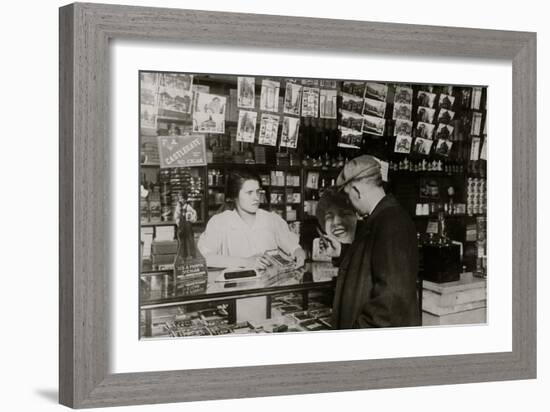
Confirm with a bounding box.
[362,114,385,136]
[394,135,413,154]
[417,106,436,123]
[435,138,453,157]
[364,82,388,101]
[413,137,434,155]
[415,121,435,139]
[393,102,412,120]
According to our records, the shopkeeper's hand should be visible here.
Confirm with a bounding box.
[242,254,272,271]
[293,248,306,268]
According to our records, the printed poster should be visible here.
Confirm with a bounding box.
[260,80,280,112]
[237,77,255,109]
[258,114,280,146]
[236,110,258,143]
[192,92,226,134]
[280,117,300,148]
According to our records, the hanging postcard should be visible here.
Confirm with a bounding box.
[394,136,413,154]
[471,112,483,136]
[415,121,435,139]
[192,92,226,134]
[470,136,481,160]
[393,103,412,120]
[417,107,436,124]
[435,139,453,157]
[480,137,487,160]
[395,119,413,136]
[416,90,436,108]
[342,81,365,97]
[283,82,302,116]
[435,123,454,140]
[158,73,193,115]
[471,86,483,110]
[412,137,433,155]
[363,97,386,118]
[341,92,364,115]
[280,116,300,148]
[140,72,159,131]
[362,114,385,136]
[394,86,413,105]
[258,114,280,146]
[338,126,362,149]
[236,110,258,143]
[340,109,364,132]
[301,79,320,87]
[437,108,455,124]
[319,89,337,119]
[365,82,388,101]
[237,77,255,109]
[319,80,338,88]
[301,87,320,117]
[439,93,455,110]
[260,79,280,112]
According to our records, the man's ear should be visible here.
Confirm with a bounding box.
[352,184,361,199]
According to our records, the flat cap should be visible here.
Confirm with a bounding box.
[336,155,381,188]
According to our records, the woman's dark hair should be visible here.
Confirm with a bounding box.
[217,170,262,212]
[315,187,355,230]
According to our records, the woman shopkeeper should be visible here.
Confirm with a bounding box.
[197,170,306,270]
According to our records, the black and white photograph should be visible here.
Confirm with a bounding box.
[415,121,435,139]
[280,116,300,148]
[394,135,413,154]
[192,91,226,134]
[237,76,255,109]
[283,82,302,116]
[395,119,413,136]
[417,106,436,123]
[236,110,258,143]
[435,138,453,157]
[258,113,280,146]
[158,73,194,115]
[435,123,454,140]
[394,85,413,104]
[416,90,437,108]
[139,70,489,343]
[363,97,387,118]
[362,113,386,135]
[439,93,456,110]
[341,80,364,97]
[301,87,320,117]
[319,89,338,119]
[365,82,388,101]
[260,79,280,112]
[340,109,364,131]
[412,137,434,155]
[393,102,412,120]
[338,126,363,149]
[437,108,455,124]
[341,92,364,114]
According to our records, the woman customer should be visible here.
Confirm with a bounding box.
[198,170,306,270]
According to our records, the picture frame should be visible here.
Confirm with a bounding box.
[59,3,536,408]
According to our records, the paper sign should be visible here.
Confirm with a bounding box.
[157,135,207,168]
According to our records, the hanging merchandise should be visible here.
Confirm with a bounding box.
[280,116,300,148]
[301,87,320,117]
[471,112,483,136]
[394,86,413,105]
[258,114,280,146]
[236,110,258,143]
[435,123,454,140]
[415,121,435,139]
[260,79,281,112]
[417,106,436,123]
[362,114,385,136]
[237,77,255,109]
[319,89,337,119]
[342,81,365,98]
[341,92,363,115]
[192,92,226,134]
[412,137,434,155]
[435,139,453,157]
[470,136,481,161]
[471,86,483,110]
[337,125,362,149]
[158,73,194,115]
[363,97,386,118]
[480,137,487,160]
[437,108,455,124]
[394,135,412,154]
[395,119,413,136]
[283,82,303,116]
[416,90,436,108]
[393,102,412,120]
[438,93,455,110]
[364,82,388,101]
[140,72,159,131]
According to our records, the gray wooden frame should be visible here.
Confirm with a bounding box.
[59,2,536,408]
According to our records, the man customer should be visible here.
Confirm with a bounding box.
[326,155,420,329]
